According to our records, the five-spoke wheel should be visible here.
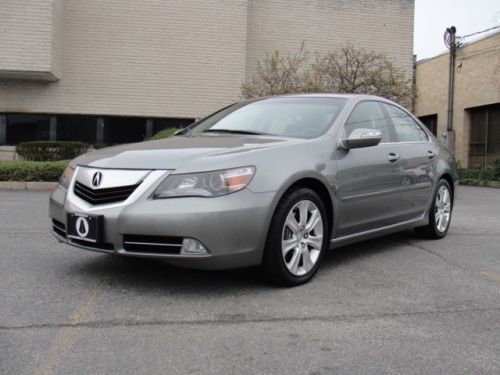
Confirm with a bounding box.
[262,188,328,286]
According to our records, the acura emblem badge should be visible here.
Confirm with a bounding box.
[92,172,102,188]
[75,216,90,238]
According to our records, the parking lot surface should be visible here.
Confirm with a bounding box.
[1,186,499,374]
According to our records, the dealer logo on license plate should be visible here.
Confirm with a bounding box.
[67,213,102,243]
[75,216,90,238]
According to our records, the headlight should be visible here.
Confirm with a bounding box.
[153,166,255,198]
[59,165,75,189]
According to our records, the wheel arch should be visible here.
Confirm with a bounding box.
[263,172,338,245]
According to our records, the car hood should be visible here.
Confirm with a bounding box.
[74,135,300,170]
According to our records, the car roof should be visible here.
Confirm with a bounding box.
[258,93,389,101]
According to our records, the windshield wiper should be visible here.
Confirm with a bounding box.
[203,129,271,136]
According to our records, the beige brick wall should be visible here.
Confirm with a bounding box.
[0,0,249,118]
[0,0,61,80]
[246,0,415,81]
[414,32,500,166]
[0,0,414,119]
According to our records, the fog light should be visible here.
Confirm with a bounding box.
[181,238,208,255]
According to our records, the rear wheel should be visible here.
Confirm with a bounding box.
[261,188,328,286]
[415,179,453,239]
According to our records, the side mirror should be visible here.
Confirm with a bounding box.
[344,128,382,149]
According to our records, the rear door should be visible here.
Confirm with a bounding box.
[381,103,436,220]
[335,101,403,237]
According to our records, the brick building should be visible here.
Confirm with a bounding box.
[414,31,500,167]
[0,0,415,146]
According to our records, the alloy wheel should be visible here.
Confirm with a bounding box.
[281,200,324,276]
[435,185,451,233]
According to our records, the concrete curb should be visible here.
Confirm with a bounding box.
[0,181,58,191]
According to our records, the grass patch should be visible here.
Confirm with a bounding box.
[0,160,68,182]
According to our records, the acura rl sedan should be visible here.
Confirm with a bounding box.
[50,94,457,285]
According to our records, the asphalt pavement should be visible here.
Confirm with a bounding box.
[0,186,499,374]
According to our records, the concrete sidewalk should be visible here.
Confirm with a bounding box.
[0,181,58,190]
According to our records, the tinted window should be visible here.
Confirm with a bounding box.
[344,101,392,143]
[6,114,51,144]
[191,97,347,139]
[384,104,428,142]
[419,114,437,136]
[469,104,500,166]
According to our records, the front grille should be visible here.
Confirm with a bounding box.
[52,219,66,238]
[123,234,183,254]
[74,181,140,205]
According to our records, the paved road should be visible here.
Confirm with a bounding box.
[1,186,499,374]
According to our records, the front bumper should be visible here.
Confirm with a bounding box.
[49,176,275,270]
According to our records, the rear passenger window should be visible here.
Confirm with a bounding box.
[383,104,428,142]
[344,101,391,143]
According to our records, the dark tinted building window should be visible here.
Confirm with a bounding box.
[1,113,196,146]
[6,114,51,144]
[57,115,98,144]
[104,117,147,145]
[469,103,500,166]
[419,114,437,136]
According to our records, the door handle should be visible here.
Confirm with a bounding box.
[427,150,436,159]
[387,152,400,162]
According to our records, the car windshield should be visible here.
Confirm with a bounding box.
[186,97,347,139]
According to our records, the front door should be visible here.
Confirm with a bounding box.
[335,101,403,237]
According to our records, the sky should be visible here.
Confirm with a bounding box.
[414,0,500,60]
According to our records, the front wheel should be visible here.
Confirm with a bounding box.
[261,188,328,286]
[415,179,453,239]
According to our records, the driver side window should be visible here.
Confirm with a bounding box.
[344,101,392,143]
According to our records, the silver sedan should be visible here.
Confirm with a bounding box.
[49,94,457,285]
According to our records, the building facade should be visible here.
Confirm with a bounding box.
[414,31,500,167]
[0,0,414,146]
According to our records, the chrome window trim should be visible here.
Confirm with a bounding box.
[335,99,434,149]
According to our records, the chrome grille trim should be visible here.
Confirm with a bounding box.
[74,181,141,205]
[123,235,183,254]
[66,168,171,212]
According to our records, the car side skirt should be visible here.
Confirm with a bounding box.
[330,214,428,249]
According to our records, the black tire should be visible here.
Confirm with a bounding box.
[415,179,453,239]
[261,188,329,286]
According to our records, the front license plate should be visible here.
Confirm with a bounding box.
[67,213,103,243]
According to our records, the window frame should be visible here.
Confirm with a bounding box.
[337,99,399,148]
[381,103,431,144]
